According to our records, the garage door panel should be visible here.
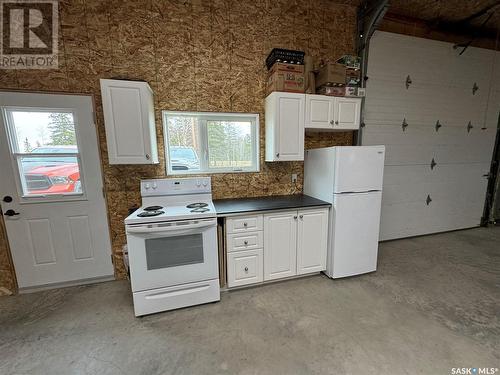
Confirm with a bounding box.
[364,32,498,240]
[382,165,489,206]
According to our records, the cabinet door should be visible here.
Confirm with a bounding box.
[100,79,158,164]
[334,97,361,130]
[276,93,305,161]
[297,208,329,275]
[305,94,334,129]
[263,211,297,280]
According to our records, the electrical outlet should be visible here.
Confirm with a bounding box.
[291,173,298,183]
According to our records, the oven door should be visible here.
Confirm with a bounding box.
[126,218,218,293]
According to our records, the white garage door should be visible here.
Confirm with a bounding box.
[363,31,500,241]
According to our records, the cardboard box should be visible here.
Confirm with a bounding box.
[316,86,345,96]
[267,63,305,94]
[315,63,346,88]
[317,85,362,97]
[336,54,361,69]
[346,68,361,86]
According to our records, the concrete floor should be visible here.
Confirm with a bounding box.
[0,227,499,375]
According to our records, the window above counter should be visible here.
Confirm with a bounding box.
[163,111,260,175]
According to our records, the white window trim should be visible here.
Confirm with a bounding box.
[163,111,260,175]
[1,106,88,203]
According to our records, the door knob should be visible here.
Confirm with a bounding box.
[4,209,19,216]
[2,196,12,203]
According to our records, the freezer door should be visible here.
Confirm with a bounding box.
[328,191,382,278]
[334,146,385,193]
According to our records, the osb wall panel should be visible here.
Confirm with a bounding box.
[0,0,356,288]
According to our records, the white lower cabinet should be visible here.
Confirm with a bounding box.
[263,211,298,280]
[297,209,328,274]
[226,207,329,288]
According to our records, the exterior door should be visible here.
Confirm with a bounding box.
[0,92,113,291]
[263,211,297,280]
[296,208,328,275]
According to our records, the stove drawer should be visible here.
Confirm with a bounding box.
[226,214,263,233]
[227,249,263,288]
[227,231,263,253]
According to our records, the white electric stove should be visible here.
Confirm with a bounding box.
[125,177,220,316]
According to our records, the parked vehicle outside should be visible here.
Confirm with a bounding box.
[23,146,81,194]
[169,146,200,171]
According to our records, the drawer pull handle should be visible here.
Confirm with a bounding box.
[244,266,249,272]
[243,222,248,227]
[244,240,248,245]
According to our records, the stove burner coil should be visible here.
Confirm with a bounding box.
[143,205,163,211]
[137,210,164,217]
[186,202,209,209]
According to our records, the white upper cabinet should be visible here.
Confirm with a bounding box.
[265,92,305,161]
[305,94,335,129]
[305,95,361,131]
[100,79,159,164]
[334,97,361,130]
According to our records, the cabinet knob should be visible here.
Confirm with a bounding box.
[294,215,298,219]
[330,120,334,125]
[243,222,248,227]
[276,153,279,158]
[145,154,150,160]
[335,120,339,125]
[299,215,303,219]
[244,240,248,245]
[244,266,249,272]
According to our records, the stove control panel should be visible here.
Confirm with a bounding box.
[141,177,211,196]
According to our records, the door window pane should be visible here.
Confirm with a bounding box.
[19,155,82,194]
[5,110,84,197]
[10,111,78,152]
[145,234,204,270]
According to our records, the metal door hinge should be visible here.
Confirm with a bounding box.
[402,118,408,131]
[405,75,412,89]
[472,82,478,95]
[426,194,432,205]
[430,158,437,170]
[467,121,473,133]
[435,120,442,132]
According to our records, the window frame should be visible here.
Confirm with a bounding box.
[163,111,260,175]
[2,106,87,203]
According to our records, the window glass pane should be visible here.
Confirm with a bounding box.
[19,155,83,196]
[9,111,78,153]
[166,116,202,172]
[207,121,253,169]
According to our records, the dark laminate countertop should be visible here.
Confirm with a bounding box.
[214,194,331,216]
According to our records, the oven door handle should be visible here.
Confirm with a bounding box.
[126,219,216,234]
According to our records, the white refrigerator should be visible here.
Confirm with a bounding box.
[304,146,385,278]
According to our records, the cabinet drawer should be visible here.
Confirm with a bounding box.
[226,215,263,233]
[227,249,263,288]
[227,231,263,253]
